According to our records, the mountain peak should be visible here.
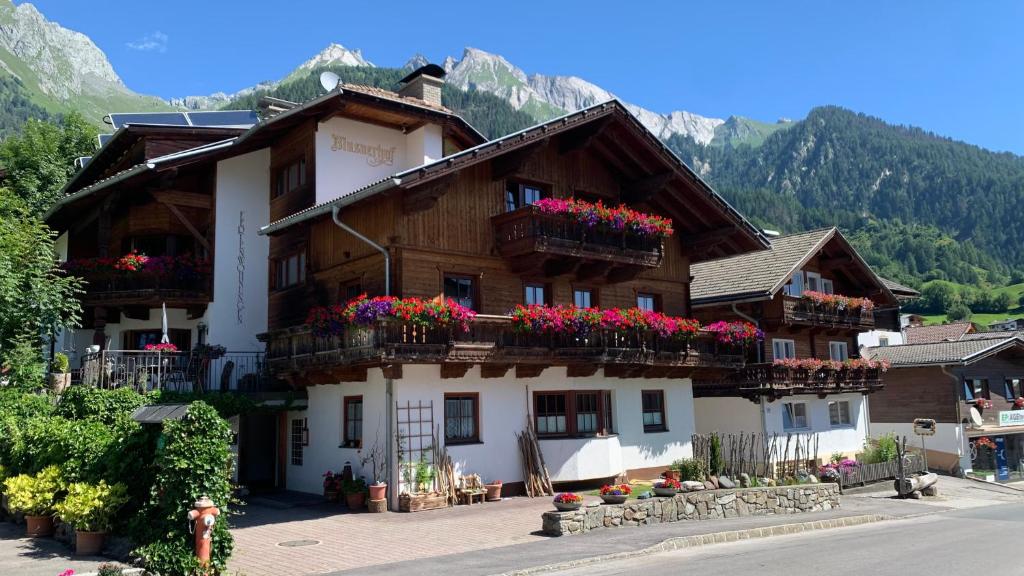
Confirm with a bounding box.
[403,53,430,70]
[298,43,373,71]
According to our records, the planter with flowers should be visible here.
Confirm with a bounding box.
[144,343,179,353]
[552,492,583,512]
[703,320,763,352]
[599,484,632,504]
[323,471,342,502]
[532,197,675,240]
[974,398,994,412]
[3,466,62,537]
[800,290,875,317]
[53,481,128,556]
[307,294,477,340]
[653,478,681,497]
[343,478,367,511]
[1014,397,1024,411]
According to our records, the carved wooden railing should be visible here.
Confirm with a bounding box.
[782,296,875,329]
[263,316,747,373]
[728,362,884,399]
[492,206,664,268]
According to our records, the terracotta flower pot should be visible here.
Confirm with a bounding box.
[345,491,366,510]
[368,483,387,501]
[75,530,106,556]
[25,515,54,537]
[484,482,502,502]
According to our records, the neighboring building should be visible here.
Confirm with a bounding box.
[904,321,974,344]
[989,318,1024,332]
[689,228,901,460]
[866,334,1024,475]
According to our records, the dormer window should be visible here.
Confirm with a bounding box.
[506,181,547,212]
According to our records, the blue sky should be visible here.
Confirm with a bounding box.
[19,1,1024,153]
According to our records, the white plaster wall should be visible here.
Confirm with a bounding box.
[208,150,270,352]
[405,124,443,167]
[54,231,68,262]
[285,370,389,495]
[761,393,870,458]
[315,117,407,205]
[858,330,904,348]
[870,421,966,470]
[694,397,764,438]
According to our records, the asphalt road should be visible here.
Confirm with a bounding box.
[549,503,1024,575]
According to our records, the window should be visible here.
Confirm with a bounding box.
[821,278,835,295]
[444,393,479,444]
[829,341,849,362]
[636,293,659,312]
[505,181,547,211]
[340,279,362,301]
[274,157,307,198]
[964,378,989,401]
[828,400,852,427]
[274,251,306,290]
[1005,379,1023,400]
[805,271,822,293]
[878,336,890,347]
[642,390,667,433]
[534,391,611,437]
[772,339,797,360]
[342,397,362,448]
[524,283,548,306]
[123,329,191,351]
[782,402,809,430]
[444,275,477,310]
[783,271,805,297]
[291,418,306,465]
[573,288,594,308]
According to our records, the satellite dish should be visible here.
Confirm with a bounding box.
[969,407,984,428]
[320,71,341,92]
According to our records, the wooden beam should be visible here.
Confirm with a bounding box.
[559,117,612,154]
[150,190,212,209]
[440,363,472,379]
[381,364,403,380]
[680,226,738,250]
[480,364,512,378]
[567,365,599,378]
[621,172,673,205]
[575,261,613,281]
[509,253,549,274]
[402,173,458,214]
[542,258,578,277]
[515,365,546,379]
[607,265,644,284]
[157,199,211,252]
[819,254,854,268]
[491,140,547,181]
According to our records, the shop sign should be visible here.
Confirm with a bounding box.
[998,411,1024,427]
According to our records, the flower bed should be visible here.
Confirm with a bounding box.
[510,304,700,339]
[800,290,875,312]
[532,197,674,239]
[306,294,477,337]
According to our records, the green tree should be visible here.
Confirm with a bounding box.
[0,189,82,386]
[0,113,97,216]
[946,302,972,322]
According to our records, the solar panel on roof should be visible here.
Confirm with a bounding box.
[97,134,113,147]
[185,110,259,128]
[108,112,189,129]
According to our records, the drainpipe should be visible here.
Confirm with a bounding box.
[331,205,390,296]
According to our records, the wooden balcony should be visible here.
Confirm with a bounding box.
[262,316,748,384]
[695,362,884,401]
[75,273,212,308]
[78,349,273,393]
[781,296,875,330]
[492,206,664,280]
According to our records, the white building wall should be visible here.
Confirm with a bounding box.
[208,150,270,352]
[405,124,443,167]
[870,421,967,472]
[314,117,408,205]
[694,397,763,438]
[858,329,903,348]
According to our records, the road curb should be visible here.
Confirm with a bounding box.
[492,514,890,576]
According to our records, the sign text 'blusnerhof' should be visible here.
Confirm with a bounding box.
[331,134,397,167]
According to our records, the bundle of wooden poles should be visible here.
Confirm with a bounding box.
[517,421,553,497]
[432,426,458,506]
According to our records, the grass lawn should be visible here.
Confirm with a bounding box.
[919,282,1024,327]
[582,481,654,500]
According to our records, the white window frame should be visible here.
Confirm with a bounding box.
[829,341,849,361]
[772,338,797,360]
[878,336,890,347]
[821,278,835,294]
[783,271,805,297]
[828,400,853,427]
[782,402,809,431]
[805,271,822,293]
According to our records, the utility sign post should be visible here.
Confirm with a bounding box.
[913,418,936,470]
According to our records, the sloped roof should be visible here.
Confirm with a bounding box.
[904,322,973,344]
[865,335,1024,367]
[880,277,920,300]
[690,227,895,306]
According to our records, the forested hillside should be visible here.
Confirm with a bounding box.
[0,76,52,138]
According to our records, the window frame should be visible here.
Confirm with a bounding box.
[805,271,822,293]
[1005,378,1023,400]
[821,278,835,295]
[783,271,805,297]
[782,401,810,431]
[291,417,307,465]
[339,278,363,302]
[272,156,307,199]
[828,400,853,427]
[273,250,307,292]
[534,390,612,438]
[964,378,989,401]
[523,281,551,306]
[443,393,480,445]
[878,336,890,347]
[829,340,850,362]
[342,396,363,449]
[572,286,597,309]
[772,338,797,360]
[641,389,668,433]
[443,273,480,311]
[505,180,549,212]
[636,292,661,312]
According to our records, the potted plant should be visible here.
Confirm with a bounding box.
[54,481,128,556]
[653,478,681,497]
[1014,397,1024,410]
[484,479,503,502]
[49,353,71,394]
[552,492,583,511]
[322,471,341,502]
[3,466,62,537]
[974,398,994,411]
[662,468,681,482]
[599,483,632,504]
[343,478,367,510]
[360,431,388,503]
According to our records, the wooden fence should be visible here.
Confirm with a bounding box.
[837,453,927,488]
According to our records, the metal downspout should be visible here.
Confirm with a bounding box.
[331,205,390,296]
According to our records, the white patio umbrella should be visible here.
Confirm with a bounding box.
[160,302,170,344]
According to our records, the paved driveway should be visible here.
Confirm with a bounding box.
[0,522,120,576]
[229,496,553,576]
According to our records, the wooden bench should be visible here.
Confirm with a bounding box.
[457,474,487,505]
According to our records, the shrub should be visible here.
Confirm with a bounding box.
[55,386,150,425]
[51,353,69,374]
[133,401,234,576]
[671,458,708,482]
[54,481,129,532]
[709,434,724,476]
[342,477,367,495]
[17,415,114,481]
[862,433,899,464]
[3,465,62,516]
[0,388,52,419]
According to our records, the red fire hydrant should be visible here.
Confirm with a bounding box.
[187,496,220,570]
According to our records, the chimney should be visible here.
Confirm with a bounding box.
[397,64,445,107]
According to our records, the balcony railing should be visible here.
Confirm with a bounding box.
[492,207,664,273]
[722,362,884,399]
[79,350,270,393]
[782,296,875,329]
[264,316,747,375]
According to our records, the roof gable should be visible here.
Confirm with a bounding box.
[904,322,974,344]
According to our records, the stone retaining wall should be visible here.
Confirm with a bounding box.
[542,484,840,536]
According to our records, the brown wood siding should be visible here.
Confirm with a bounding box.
[870,366,960,423]
[269,120,316,223]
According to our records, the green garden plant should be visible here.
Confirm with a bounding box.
[862,433,898,464]
[51,353,69,374]
[709,434,724,476]
[671,458,708,482]
[54,481,129,532]
[3,465,62,516]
